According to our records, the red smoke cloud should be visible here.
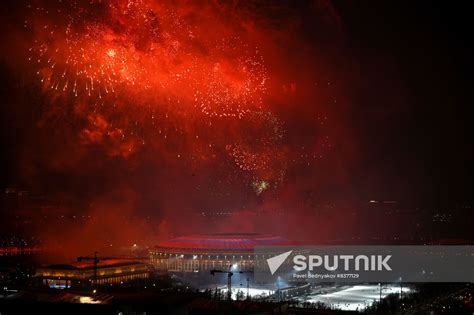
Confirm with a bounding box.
[1,0,359,259]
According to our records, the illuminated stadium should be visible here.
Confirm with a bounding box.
[150,233,291,273]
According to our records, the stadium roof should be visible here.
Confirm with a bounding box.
[155,233,290,252]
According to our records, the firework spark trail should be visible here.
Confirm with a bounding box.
[26,0,268,118]
[225,111,287,189]
[23,0,337,195]
[24,0,279,185]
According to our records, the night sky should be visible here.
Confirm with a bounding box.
[0,1,472,253]
[334,1,473,203]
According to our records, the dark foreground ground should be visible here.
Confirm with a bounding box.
[1,283,473,315]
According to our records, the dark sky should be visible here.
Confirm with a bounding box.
[0,0,472,206]
[334,1,473,203]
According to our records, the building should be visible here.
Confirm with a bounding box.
[36,259,150,289]
[150,233,291,273]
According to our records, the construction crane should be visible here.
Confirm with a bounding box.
[210,264,252,300]
[77,251,99,288]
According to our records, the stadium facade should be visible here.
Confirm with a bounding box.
[150,233,291,273]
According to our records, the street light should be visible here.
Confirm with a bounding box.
[399,277,403,299]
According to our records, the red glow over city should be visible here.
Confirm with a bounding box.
[1,1,473,313]
[0,0,356,259]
